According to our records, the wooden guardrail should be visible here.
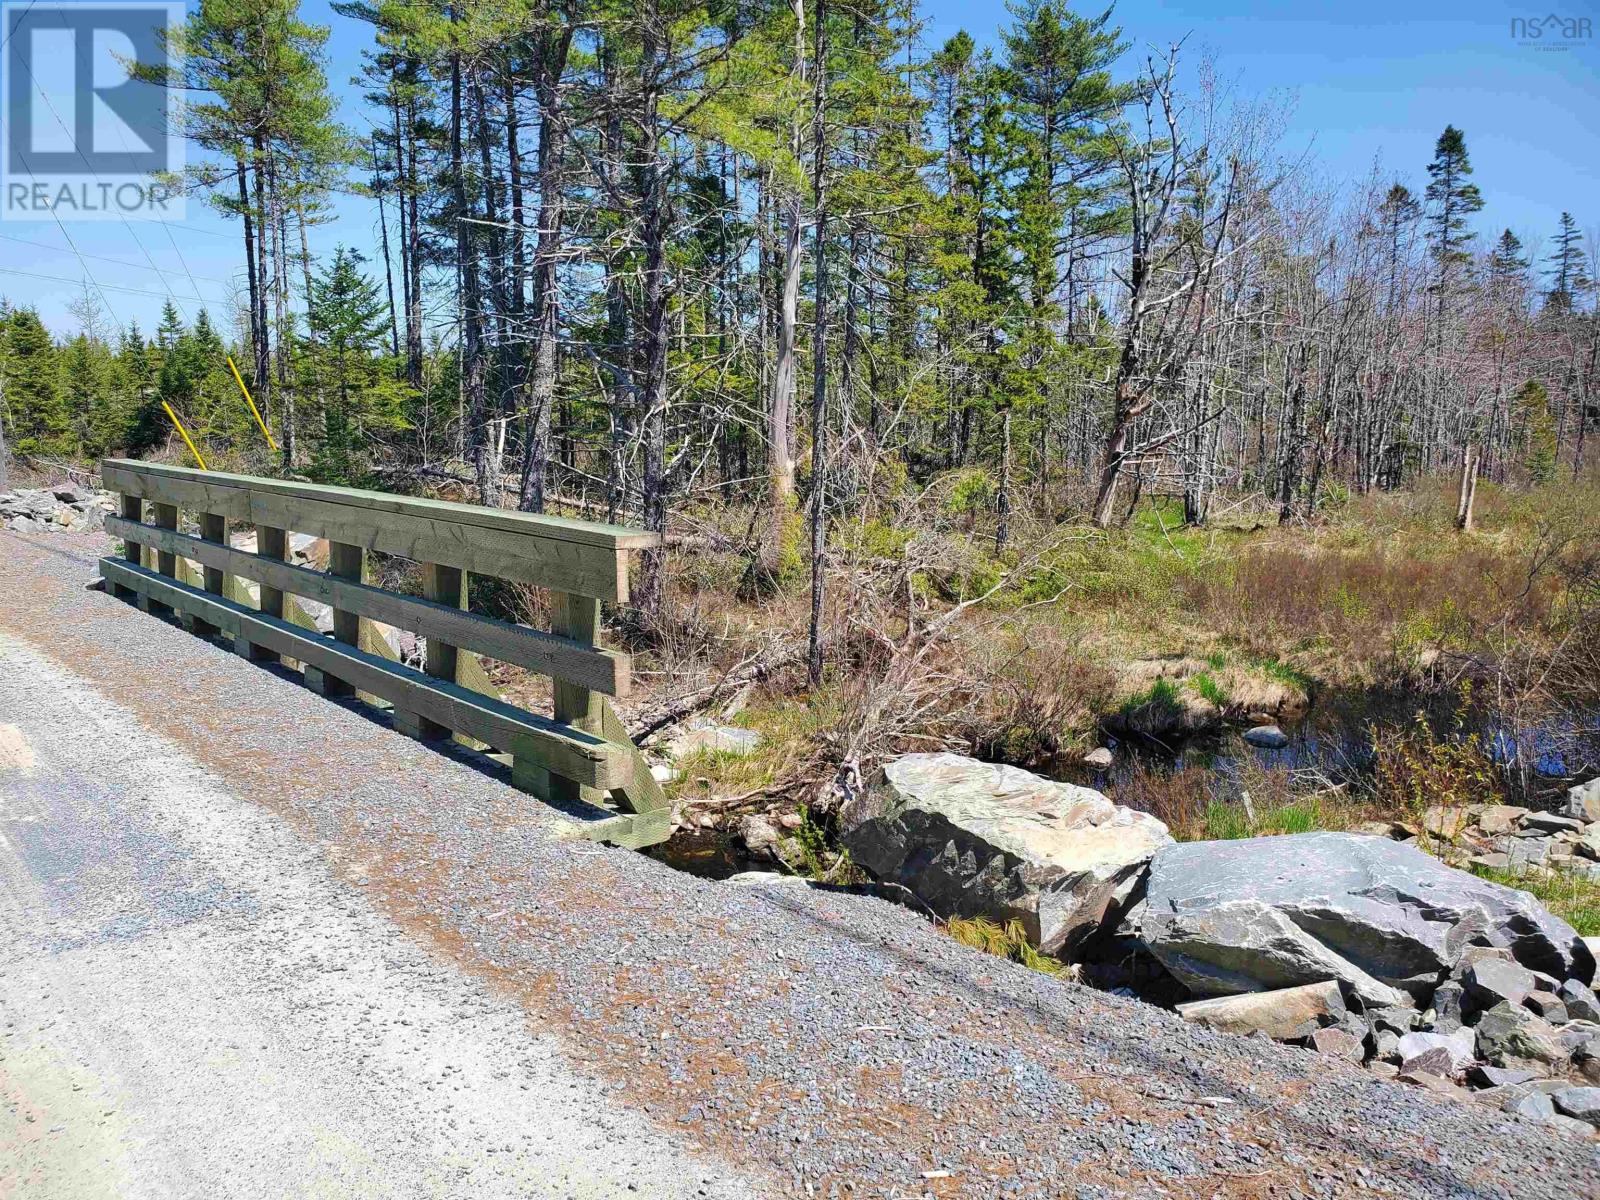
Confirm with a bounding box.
[98,458,671,849]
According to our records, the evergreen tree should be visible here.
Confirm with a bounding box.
[1423,126,1484,311]
[1544,211,1593,313]
[1516,377,1557,483]
[0,309,68,456]
[303,246,409,484]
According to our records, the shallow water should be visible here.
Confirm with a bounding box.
[1057,693,1600,809]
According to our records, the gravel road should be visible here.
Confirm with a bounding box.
[2,527,1598,1200]
[0,617,755,1198]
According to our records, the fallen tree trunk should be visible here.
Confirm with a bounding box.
[630,636,813,743]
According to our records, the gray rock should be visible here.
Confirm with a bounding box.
[8,515,42,533]
[1139,833,1594,1006]
[1396,1069,1471,1101]
[1431,980,1465,1032]
[1242,724,1289,749]
[1525,812,1586,835]
[1574,825,1600,861]
[1468,1064,1544,1088]
[1552,1087,1600,1127]
[1506,1091,1557,1120]
[1175,980,1345,1041]
[1370,1006,1417,1036]
[1544,1113,1600,1137]
[1506,839,1558,872]
[666,721,764,760]
[841,753,1171,953]
[1556,1022,1600,1054]
[1566,778,1600,825]
[1453,945,1514,977]
[1462,959,1537,1009]
[1524,993,1569,1024]
[1373,1029,1402,1061]
[738,814,782,860]
[1081,747,1114,769]
[1396,1028,1475,1073]
[1478,805,1529,835]
[1475,1001,1568,1070]
[1560,979,1600,1024]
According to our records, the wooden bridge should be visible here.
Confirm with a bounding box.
[97,458,671,849]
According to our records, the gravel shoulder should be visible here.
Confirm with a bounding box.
[3,528,1598,1199]
[0,616,756,1199]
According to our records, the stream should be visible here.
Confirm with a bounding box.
[649,694,1600,881]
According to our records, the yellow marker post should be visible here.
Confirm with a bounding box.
[227,355,277,451]
[161,402,209,471]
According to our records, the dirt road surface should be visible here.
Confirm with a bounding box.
[2,528,1597,1199]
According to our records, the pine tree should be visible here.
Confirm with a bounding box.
[1423,126,1484,312]
[0,309,68,456]
[1516,377,1557,483]
[303,246,409,484]
[1486,229,1530,308]
[1544,211,1593,313]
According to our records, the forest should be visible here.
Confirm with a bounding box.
[1,0,1597,865]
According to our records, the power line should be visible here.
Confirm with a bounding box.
[0,264,215,304]
[0,232,235,286]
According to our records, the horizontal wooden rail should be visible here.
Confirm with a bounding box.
[103,459,657,603]
[100,458,670,849]
[104,515,630,696]
[101,560,631,790]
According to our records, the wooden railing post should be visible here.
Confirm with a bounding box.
[113,495,142,600]
[190,511,228,637]
[96,457,670,846]
[395,562,464,742]
[148,501,178,615]
[536,591,604,804]
[305,540,362,697]
[235,523,286,662]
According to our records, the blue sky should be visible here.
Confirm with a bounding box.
[2,0,1597,334]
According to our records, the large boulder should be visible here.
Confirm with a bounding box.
[841,753,1171,954]
[1137,833,1593,1007]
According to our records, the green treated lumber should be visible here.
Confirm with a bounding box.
[313,540,362,698]
[114,495,141,600]
[551,593,603,732]
[246,490,629,602]
[98,557,629,792]
[102,458,650,602]
[410,562,464,741]
[600,696,671,815]
[192,511,228,637]
[257,525,287,619]
[101,462,251,520]
[546,591,602,807]
[103,515,628,695]
[106,458,657,550]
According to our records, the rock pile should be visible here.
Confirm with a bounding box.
[841,753,1600,1135]
[0,484,112,533]
[1369,787,1600,877]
